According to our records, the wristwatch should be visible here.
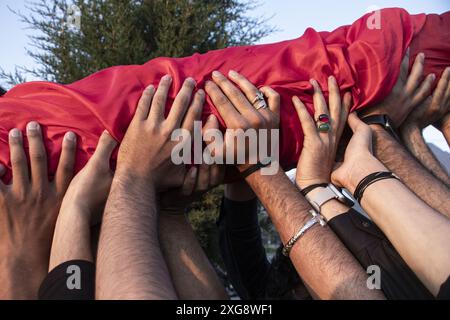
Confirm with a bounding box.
[360,114,400,140]
[305,184,353,213]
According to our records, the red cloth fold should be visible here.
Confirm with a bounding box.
[1,8,449,181]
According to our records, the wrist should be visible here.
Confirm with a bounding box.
[345,157,387,194]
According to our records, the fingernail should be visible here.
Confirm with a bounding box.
[10,128,21,138]
[418,52,425,61]
[146,84,154,92]
[212,71,222,78]
[185,77,196,86]
[208,114,216,121]
[429,73,436,81]
[64,131,77,142]
[161,74,172,82]
[310,79,318,91]
[328,75,336,82]
[26,121,40,132]
[197,89,205,96]
[229,70,238,78]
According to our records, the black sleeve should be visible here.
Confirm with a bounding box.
[328,208,434,300]
[437,277,450,299]
[38,260,95,300]
[217,197,270,300]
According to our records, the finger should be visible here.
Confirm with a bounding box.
[135,85,155,120]
[202,114,223,161]
[181,89,205,132]
[432,67,450,107]
[205,81,242,127]
[91,131,118,166]
[167,77,196,129]
[405,52,425,94]
[9,128,28,189]
[411,73,435,107]
[181,166,197,196]
[212,71,257,115]
[338,93,352,136]
[348,113,373,152]
[310,79,328,117]
[26,122,48,189]
[327,76,341,132]
[149,74,172,123]
[260,86,280,115]
[292,96,317,138]
[55,131,77,194]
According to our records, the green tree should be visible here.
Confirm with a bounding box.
[0,0,275,268]
[1,0,274,85]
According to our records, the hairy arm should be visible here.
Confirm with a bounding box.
[96,176,177,299]
[371,125,450,217]
[159,212,228,300]
[401,125,450,186]
[246,168,384,300]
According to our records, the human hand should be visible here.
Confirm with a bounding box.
[159,115,225,214]
[361,51,435,128]
[205,70,280,172]
[116,75,204,191]
[58,131,117,226]
[0,122,76,299]
[293,76,351,189]
[402,66,450,130]
[331,113,387,194]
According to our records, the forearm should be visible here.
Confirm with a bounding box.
[96,175,177,299]
[401,125,450,186]
[49,208,93,271]
[245,168,384,300]
[372,126,450,217]
[360,178,450,296]
[159,213,228,300]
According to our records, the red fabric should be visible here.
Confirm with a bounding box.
[0,8,449,181]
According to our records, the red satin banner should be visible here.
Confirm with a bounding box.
[1,8,449,181]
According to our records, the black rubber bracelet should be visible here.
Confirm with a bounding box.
[240,161,271,178]
[300,183,328,196]
[354,171,399,203]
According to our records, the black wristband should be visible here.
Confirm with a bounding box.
[353,171,400,203]
[240,161,271,178]
[300,183,328,196]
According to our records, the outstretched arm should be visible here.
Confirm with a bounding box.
[332,114,450,297]
[158,130,228,300]
[96,76,202,299]
[400,66,450,186]
[372,126,450,217]
[205,70,384,300]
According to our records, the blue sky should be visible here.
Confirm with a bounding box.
[0,0,449,152]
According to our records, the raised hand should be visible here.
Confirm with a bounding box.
[0,122,76,299]
[293,76,351,189]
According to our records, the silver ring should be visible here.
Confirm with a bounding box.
[251,91,265,105]
[255,100,268,110]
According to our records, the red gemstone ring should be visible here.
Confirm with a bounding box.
[316,114,330,132]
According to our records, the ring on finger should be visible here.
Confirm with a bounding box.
[316,113,330,132]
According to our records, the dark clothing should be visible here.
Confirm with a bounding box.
[437,277,450,300]
[328,208,434,300]
[218,197,307,300]
[38,260,95,300]
[217,197,271,299]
